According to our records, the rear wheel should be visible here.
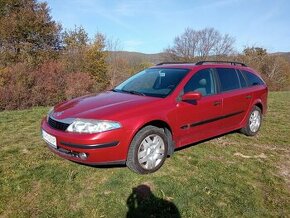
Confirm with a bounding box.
[241,106,262,136]
[126,126,168,174]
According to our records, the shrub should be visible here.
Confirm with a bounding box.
[0,61,95,110]
[30,62,67,106]
[64,72,94,99]
[0,63,34,110]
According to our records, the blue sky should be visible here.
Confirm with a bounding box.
[46,0,290,54]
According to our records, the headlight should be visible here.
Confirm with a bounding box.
[66,119,121,133]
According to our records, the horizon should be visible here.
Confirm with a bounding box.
[47,0,290,54]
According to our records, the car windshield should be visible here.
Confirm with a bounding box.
[114,68,189,98]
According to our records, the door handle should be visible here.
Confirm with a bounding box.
[213,101,221,106]
[245,95,252,99]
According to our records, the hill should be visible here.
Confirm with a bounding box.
[111,51,165,64]
[271,52,290,63]
[110,51,290,64]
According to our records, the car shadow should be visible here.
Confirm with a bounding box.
[174,130,240,152]
[71,161,126,169]
[126,184,180,218]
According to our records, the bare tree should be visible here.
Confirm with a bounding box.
[106,39,154,88]
[106,38,131,88]
[164,27,235,61]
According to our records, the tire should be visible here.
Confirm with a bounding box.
[240,106,262,136]
[126,125,168,174]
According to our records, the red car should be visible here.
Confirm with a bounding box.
[41,61,268,174]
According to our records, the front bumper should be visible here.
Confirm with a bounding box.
[41,118,130,164]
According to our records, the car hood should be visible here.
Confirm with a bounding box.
[50,91,161,120]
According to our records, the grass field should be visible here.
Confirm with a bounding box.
[0,92,289,217]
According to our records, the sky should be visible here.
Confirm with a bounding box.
[46,0,290,54]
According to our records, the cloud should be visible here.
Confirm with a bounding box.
[123,40,144,51]
[114,0,156,16]
[73,0,134,31]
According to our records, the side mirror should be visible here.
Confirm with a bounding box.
[182,91,202,101]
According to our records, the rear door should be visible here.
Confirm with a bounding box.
[175,68,223,146]
[242,69,268,113]
[215,68,252,131]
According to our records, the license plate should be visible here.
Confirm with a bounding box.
[42,130,57,148]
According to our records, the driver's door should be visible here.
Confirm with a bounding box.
[175,68,223,146]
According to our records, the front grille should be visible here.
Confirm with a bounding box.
[48,116,70,131]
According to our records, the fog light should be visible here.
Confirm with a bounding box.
[79,152,88,160]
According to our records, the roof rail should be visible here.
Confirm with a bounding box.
[195,61,247,67]
[156,61,247,67]
[156,62,195,66]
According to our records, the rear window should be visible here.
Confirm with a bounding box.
[216,68,240,92]
[242,70,265,86]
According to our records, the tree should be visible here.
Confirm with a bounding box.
[61,26,89,72]
[240,47,290,90]
[243,47,267,57]
[106,38,129,88]
[164,27,235,61]
[0,0,61,66]
[63,26,89,48]
[84,33,108,90]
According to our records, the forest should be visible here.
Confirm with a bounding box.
[1,0,290,110]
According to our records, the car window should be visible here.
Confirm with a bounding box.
[115,68,189,98]
[184,68,216,96]
[237,70,247,88]
[242,70,265,86]
[216,68,240,92]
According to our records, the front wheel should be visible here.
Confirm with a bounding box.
[126,126,168,174]
[241,106,262,136]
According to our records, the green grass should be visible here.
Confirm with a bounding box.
[0,92,290,217]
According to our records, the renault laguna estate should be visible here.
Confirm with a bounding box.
[41,61,268,174]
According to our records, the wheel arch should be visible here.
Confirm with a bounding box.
[240,99,264,130]
[128,119,175,157]
[251,99,264,114]
[254,102,263,114]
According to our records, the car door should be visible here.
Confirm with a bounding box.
[215,68,252,131]
[175,68,223,146]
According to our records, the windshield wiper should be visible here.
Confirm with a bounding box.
[121,90,146,96]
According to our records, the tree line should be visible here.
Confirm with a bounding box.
[164,30,290,91]
[0,0,289,110]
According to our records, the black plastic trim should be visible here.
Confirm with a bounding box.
[156,62,195,65]
[196,61,247,67]
[81,160,126,166]
[156,61,247,67]
[48,116,71,131]
[60,141,119,149]
[181,110,244,129]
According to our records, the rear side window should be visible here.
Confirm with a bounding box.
[216,68,240,92]
[242,70,265,86]
[237,70,247,88]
